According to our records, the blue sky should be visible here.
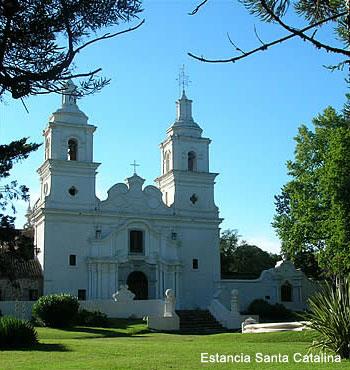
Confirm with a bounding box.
[1,0,347,253]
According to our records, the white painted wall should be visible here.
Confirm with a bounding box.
[0,299,164,320]
[217,261,321,312]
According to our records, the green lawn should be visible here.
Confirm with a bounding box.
[0,321,349,369]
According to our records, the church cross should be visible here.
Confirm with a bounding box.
[177,64,191,96]
[130,160,140,175]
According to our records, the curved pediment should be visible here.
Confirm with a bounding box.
[100,174,171,215]
[260,260,303,281]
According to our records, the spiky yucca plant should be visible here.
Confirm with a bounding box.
[306,278,350,359]
[0,316,38,348]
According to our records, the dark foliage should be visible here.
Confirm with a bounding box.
[291,250,324,280]
[0,138,39,279]
[247,299,292,321]
[32,294,79,328]
[220,229,280,278]
[76,309,109,327]
[0,0,143,98]
[0,138,40,215]
[0,316,38,348]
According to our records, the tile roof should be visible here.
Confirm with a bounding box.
[0,256,42,279]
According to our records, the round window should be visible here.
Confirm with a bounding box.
[68,186,78,196]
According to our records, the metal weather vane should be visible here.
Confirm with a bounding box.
[176,64,191,97]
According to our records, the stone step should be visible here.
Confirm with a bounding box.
[176,309,225,334]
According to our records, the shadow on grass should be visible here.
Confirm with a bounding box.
[159,330,237,336]
[1,343,69,352]
[32,343,70,352]
[107,318,145,329]
[63,326,150,338]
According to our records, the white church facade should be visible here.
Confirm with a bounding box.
[28,82,319,319]
[32,82,221,309]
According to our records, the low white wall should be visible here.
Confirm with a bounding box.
[219,280,282,312]
[0,301,35,320]
[147,314,179,331]
[217,261,321,313]
[0,299,164,320]
[209,299,259,330]
[209,299,241,329]
[80,299,164,318]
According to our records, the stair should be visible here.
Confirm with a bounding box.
[176,310,226,334]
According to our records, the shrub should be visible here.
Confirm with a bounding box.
[0,316,38,348]
[247,299,292,321]
[305,279,350,359]
[76,309,109,327]
[32,294,79,328]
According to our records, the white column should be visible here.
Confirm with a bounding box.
[161,269,164,296]
[88,263,92,299]
[155,263,159,299]
[108,263,114,298]
[91,263,97,299]
[101,263,106,299]
[175,267,180,304]
[115,263,119,293]
[97,263,102,299]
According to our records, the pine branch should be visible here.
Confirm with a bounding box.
[260,0,349,56]
[188,9,348,63]
[74,19,145,55]
[188,0,209,16]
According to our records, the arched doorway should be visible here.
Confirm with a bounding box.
[127,271,148,300]
[281,281,293,302]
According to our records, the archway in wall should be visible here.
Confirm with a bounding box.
[281,281,293,302]
[127,271,148,300]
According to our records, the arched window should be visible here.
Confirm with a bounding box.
[281,281,293,302]
[188,151,196,171]
[67,139,78,161]
[164,151,170,173]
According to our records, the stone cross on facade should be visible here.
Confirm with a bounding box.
[130,160,140,175]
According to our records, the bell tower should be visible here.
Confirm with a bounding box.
[155,89,218,217]
[37,80,100,210]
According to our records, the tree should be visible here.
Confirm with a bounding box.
[291,250,323,279]
[273,106,350,278]
[0,0,143,99]
[0,138,40,214]
[220,229,240,275]
[0,138,39,279]
[0,138,40,243]
[0,1,143,273]
[188,0,349,69]
[220,229,280,278]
